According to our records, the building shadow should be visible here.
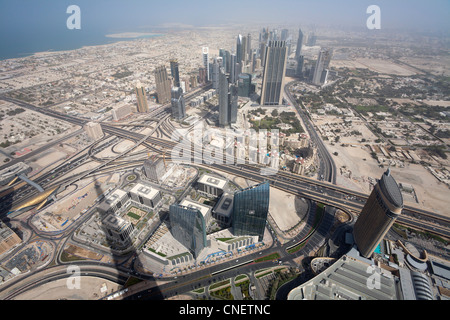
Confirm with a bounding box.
[92,173,165,300]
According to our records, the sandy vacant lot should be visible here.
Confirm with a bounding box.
[331,58,419,76]
[324,139,449,217]
[14,276,122,300]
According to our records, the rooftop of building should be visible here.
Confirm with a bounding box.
[288,247,399,300]
[179,199,212,219]
[197,174,227,189]
[129,183,160,200]
[379,168,403,209]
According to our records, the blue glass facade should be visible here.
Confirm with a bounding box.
[232,182,270,241]
[169,204,207,258]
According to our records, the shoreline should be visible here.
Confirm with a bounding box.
[0,33,164,62]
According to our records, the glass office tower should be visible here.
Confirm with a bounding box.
[169,204,207,258]
[232,182,270,241]
[260,40,287,106]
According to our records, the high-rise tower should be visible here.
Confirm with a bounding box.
[135,81,149,113]
[170,59,180,88]
[260,40,287,106]
[353,169,403,258]
[202,47,210,81]
[295,28,303,59]
[154,65,171,104]
[170,87,186,120]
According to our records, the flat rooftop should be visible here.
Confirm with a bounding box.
[179,199,212,218]
[129,183,160,200]
[213,193,234,218]
[104,189,128,207]
[198,174,227,189]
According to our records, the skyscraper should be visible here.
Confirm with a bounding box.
[230,54,237,83]
[237,73,253,97]
[212,57,222,90]
[295,28,303,59]
[281,29,289,41]
[154,65,171,104]
[228,83,238,124]
[312,48,332,86]
[135,82,149,113]
[169,203,207,258]
[260,40,287,106]
[202,47,210,81]
[170,59,180,88]
[218,67,238,127]
[296,55,304,78]
[353,169,403,258]
[171,87,186,120]
[218,67,229,127]
[232,182,270,241]
[236,34,243,64]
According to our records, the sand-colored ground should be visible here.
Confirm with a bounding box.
[331,58,419,76]
[324,139,449,216]
[14,277,122,300]
[269,187,300,231]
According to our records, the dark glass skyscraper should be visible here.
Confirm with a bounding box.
[232,182,270,241]
[295,28,303,59]
[260,40,287,106]
[169,204,207,258]
[170,87,186,120]
[170,59,180,88]
[218,68,237,127]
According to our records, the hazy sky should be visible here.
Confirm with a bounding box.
[1,0,449,34]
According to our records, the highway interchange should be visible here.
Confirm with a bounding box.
[0,81,449,300]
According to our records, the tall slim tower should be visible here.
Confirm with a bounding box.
[353,169,403,258]
[312,48,332,86]
[170,59,180,88]
[212,57,222,90]
[260,40,287,106]
[170,87,186,120]
[218,67,229,127]
[154,65,171,104]
[135,82,149,113]
[236,35,243,65]
[202,47,210,81]
[295,28,303,59]
[230,54,237,83]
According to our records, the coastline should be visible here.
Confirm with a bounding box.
[0,32,164,61]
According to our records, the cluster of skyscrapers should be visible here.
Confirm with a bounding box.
[132,27,334,124]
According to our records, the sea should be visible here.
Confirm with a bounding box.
[0,30,162,61]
